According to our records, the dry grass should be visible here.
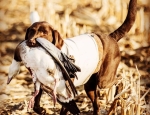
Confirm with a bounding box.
[106,65,150,115]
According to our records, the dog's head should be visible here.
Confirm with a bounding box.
[25,21,64,49]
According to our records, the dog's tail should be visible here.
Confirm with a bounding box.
[30,11,40,24]
[109,0,137,42]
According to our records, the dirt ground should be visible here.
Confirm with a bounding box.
[0,0,150,115]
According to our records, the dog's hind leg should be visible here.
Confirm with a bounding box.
[84,73,100,115]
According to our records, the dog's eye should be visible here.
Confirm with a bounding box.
[38,27,47,34]
[43,30,47,34]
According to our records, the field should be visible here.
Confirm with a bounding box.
[0,0,150,115]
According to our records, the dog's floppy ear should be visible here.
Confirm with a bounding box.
[25,28,30,40]
[52,30,64,49]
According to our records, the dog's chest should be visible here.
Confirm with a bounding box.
[61,34,101,86]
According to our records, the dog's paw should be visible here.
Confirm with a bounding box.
[33,106,46,115]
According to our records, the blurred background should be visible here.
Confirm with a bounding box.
[0,0,150,114]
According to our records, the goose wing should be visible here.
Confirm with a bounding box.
[36,37,79,97]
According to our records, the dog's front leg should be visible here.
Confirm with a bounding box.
[33,86,46,115]
[60,106,68,115]
[84,74,100,115]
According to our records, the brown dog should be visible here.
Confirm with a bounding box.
[20,0,137,114]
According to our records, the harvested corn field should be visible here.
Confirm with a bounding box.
[0,0,150,115]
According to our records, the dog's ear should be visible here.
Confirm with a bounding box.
[25,28,30,40]
[52,30,64,49]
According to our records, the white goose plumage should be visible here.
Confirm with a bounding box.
[7,39,76,109]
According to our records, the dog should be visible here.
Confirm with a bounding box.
[14,0,137,114]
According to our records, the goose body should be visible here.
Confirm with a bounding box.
[7,40,75,109]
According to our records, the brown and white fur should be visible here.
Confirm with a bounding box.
[15,0,137,114]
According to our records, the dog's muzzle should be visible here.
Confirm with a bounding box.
[27,39,38,47]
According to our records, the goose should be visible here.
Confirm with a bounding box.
[7,38,80,114]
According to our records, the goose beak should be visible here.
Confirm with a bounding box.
[7,77,13,84]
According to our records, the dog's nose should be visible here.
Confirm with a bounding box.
[29,39,36,45]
